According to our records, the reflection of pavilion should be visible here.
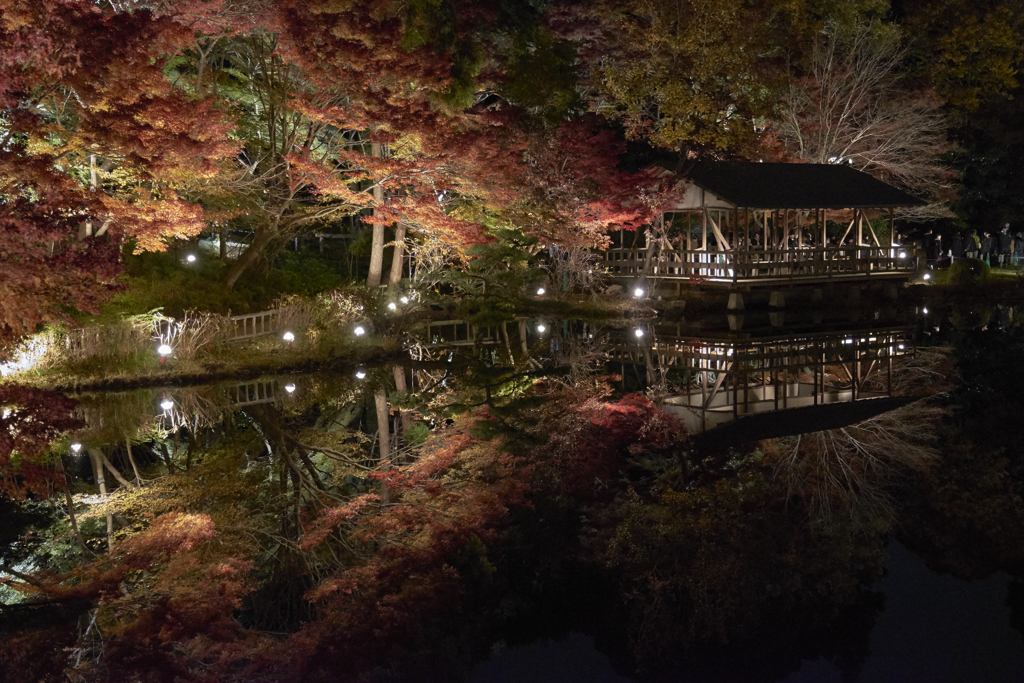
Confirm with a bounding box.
[611,324,913,433]
[603,162,923,292]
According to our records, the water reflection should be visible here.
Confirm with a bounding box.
[5,301,1024,682]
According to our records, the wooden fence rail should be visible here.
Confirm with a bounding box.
[602,246,917,284]
[226,310,279,342]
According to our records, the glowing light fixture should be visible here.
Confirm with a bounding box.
[71,442,82,454]
[634,328,644,338]
[284,383,296,393]
[388,302,397,311]
[186,254,196,263]
[283,331,294,348]
[537,287,546,296]
[923,308,929,314]
[633,287,644,298]
[356,370,366,379]
[354,326,366,337]
[536,323,546,333]
[160,398,174,411]
[899,251,907,259]
[923,273,931,281]
[157,343,172,365]
[400,296,409,304]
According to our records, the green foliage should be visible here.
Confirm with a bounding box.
[404,422,431,448]
[89,246,352,321]
[503,28,583,124]
[944,257,991,286]
[428,226,545,326]
[908,0,1024,113]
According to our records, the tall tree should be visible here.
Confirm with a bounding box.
[0,0,237,350]
[775,21,953,219]
[552,0,786,154]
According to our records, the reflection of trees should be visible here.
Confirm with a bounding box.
[770,401,943,523]
[896,325,1024,578]
[608,452,887,677]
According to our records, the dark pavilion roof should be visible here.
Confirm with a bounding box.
[658,161,926,210]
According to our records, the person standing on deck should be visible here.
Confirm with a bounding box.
[952,232,965,262]
[980,231,994,265]
[967,230,980,259]
[999,225,1013,267]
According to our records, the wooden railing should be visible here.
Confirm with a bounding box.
[602,246,917,284]
[419,319,502,347]
[227,310,278,342]
[223,379,280,407]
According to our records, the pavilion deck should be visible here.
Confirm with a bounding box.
[603,161,924,289]
[603,244,917,286]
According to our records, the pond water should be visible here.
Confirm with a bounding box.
[4,294,1024,682]
[470,539,1024,683]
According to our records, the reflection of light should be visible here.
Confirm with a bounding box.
[634,328,644,338]
[400,296,409,304]
[898,344,905,350]
[536,324,546,333]
[923,273,931,280]
[282,331,294,342]
[157,344,172,356]
[186,254,196,263]
[843,338,853,344]
[633,287,644,298]
[354,326,365,336]
[537,287,546,296]
[356,371,366,379]
[71,442,82,453]
[0,333,51,377]
[160,399,174,411]
[285,383,296,393]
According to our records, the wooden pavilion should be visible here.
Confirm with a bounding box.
[602,161,925,289]
[609,321,913,433]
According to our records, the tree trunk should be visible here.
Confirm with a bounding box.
[219,224,228,261]
[87,448,114,551]
[55,456,89,557]
[367,142,387,288]
[100,451,136,490]
[375,390,392,504]
[225,222,280,289]
[389,221,407,284]
[126,440,142,485]
[393,365,412,433]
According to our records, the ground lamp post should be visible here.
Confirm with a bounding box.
[157,343,172,365]
[283,331,294,348]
